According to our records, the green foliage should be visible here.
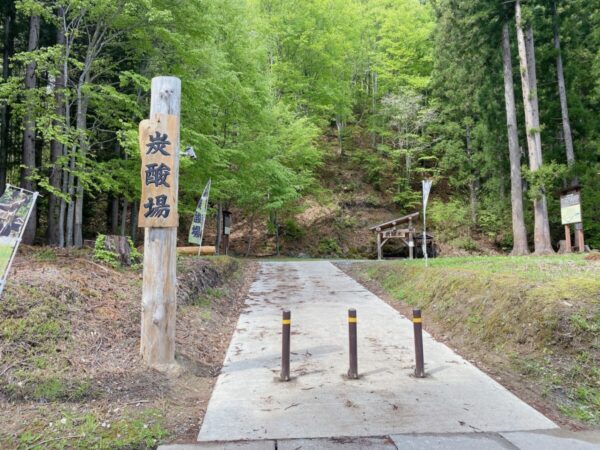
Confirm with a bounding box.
[93,234,141,268]
[93,234,119,268]
[318,238,342,257]
[282,219,304,241]
[522,162,567,201]
[427,199,471,242]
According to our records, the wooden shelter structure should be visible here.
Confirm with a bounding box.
[370,212,421,260]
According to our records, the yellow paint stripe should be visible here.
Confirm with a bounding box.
[413,318,422,324]
[348,317,357,323]
[282,319,291,325]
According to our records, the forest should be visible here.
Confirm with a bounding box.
[1,0,599,255]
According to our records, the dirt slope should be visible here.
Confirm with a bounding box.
[0,248,257,449]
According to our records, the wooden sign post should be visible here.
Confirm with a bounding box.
[139,77,181,372]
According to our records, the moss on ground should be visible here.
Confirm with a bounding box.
[352,254,600,425]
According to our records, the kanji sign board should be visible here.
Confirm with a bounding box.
[138,114,179,228]
[560,191,582,225]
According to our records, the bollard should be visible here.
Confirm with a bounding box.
[413,308,425,378]
[280,310,291,381]
[347,308,359,379]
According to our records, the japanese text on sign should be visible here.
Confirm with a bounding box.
[138,114,179,228]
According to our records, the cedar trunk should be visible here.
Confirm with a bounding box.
[0,3,15,195]
[515,0,554,255]
[501,21,529,255]
[20,14,40,244]
[552,1,574,166]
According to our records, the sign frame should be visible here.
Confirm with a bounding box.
[0,184,39,297]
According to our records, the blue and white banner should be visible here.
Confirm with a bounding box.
[188,179,211,246]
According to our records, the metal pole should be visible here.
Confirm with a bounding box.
[413,308,425,378]
[280,310,291,381]
[347,308,358,379]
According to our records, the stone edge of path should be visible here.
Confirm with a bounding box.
[158,429,600,450]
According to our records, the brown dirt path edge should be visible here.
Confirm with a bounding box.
[333,262,584,431]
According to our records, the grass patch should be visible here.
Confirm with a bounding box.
[10,409,168,450]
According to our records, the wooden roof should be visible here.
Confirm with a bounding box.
[369,212,419,231]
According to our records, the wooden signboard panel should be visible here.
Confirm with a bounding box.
[138,114,179,228]
[560,191,581,225]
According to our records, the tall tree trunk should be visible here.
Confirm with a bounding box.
[48,9,66,246]
[130,200,138,243]
[20,14,40,244]
[0,2,15,195]
[552,1,574,167]
[111,196,119,234]
[73,73,90,247]
[335,116,344,156]
[120,198,128,236]
[515,0,554,254]
[246,214,255,257]
[502,21,529,255]
[466,125,477,225]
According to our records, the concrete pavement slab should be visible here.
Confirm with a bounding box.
[390,433,516,449]
[501,430,600,449]
[198,262,556,441]
[277,436,396,449]
[158,441,275,450]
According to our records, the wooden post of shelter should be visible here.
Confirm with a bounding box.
[139,76,181,373]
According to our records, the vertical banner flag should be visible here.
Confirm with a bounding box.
[189,179,211,246]
[0,185,39,297]
[422,179,432,267]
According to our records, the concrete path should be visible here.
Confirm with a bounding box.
[162,429,600,449]
[197,261,557,442]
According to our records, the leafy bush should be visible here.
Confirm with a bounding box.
[427,199,471,242]
[93,234,141,268]
[282,219,305,240]
[319,238,342,256]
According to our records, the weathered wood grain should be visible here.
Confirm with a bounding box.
[140,77,181,372]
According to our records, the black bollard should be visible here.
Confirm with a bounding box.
[280,310,291,381]
[347,308,358,379]
[413,308,425,378]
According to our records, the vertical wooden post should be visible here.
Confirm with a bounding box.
[140,77,181,372]
[564,224,571,253]
[575,223,585,252]
[376,231,382,260]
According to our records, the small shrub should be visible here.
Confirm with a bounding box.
[319,238,342,256]
[428,199,471,242]
[282,219,304,240]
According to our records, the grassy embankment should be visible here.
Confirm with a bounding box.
[0,248,254,449]
[346,254,600,427]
